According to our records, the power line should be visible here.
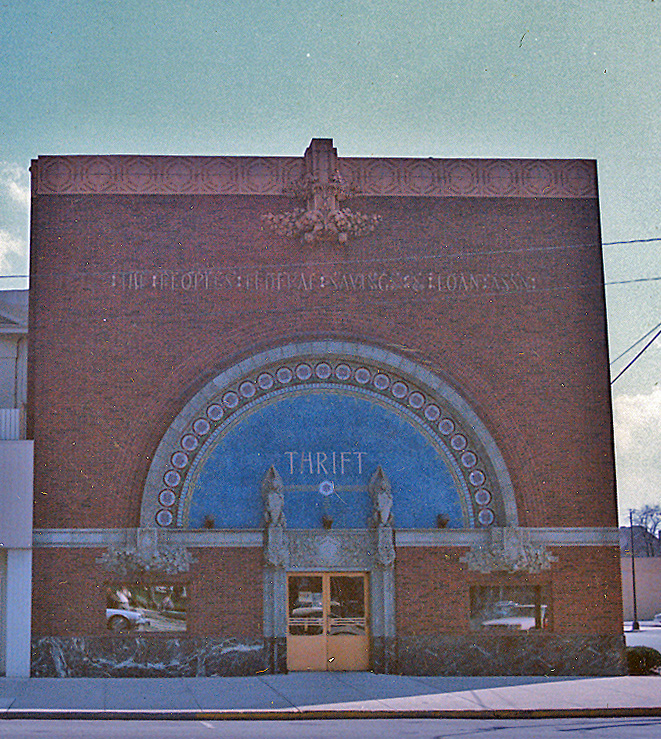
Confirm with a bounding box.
[0,236,659,282]
[611,321,661,365]
[605,276,661,286]
[611,327,661,385]
[603,237,661,246]
[1,268,660,286]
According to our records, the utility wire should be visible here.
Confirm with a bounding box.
[0,237,659,281]
[603,237,661,246]
[611,321,661,365]
[605,276,661,286]
[611,326,661,385]
[1,271,660,285]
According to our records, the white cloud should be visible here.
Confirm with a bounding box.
[613,386,661,521]
[0,162,30,285]
[0,162,30,209]
[0,229,26,273]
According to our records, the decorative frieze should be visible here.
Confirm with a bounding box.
[31,145,597,199]
[287,530,375,571]
[97,544,195,576]
[33,526,621,549]
[96,527,195,576]
[460,527,558,574]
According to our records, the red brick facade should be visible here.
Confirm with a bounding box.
[395,546,622,636]
[29,194,614,530]
[28,141,622,676]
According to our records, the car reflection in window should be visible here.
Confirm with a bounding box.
[475,599,547,631]
[105,585,187,633]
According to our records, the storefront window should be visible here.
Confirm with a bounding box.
[105,584,187,633]
[470,586,547,631]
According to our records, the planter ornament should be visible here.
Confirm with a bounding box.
[262,139,380,246]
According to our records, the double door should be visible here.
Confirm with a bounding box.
[287,572,369,671]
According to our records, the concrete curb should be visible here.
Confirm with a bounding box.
[2,707,661,720]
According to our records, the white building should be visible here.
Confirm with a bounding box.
[0,289,32,677]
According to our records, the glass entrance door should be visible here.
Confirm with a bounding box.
[287,572,369,671]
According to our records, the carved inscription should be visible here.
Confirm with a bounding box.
[111,269,537,295]
[285,451,366,476]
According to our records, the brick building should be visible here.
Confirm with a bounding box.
[27,139,623,676]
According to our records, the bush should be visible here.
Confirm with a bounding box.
[626,646,661,675]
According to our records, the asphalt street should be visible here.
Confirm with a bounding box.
[623,623,661,652]
[1,717,661,739]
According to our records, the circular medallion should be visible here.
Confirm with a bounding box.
[392,381,408,398]
[207,404,223,421]
[469,470,486,486]
[163,470,181,487]
[193,418,211,435]
[461,451,477,468]
[222,391,239,408]
[296,363,312,380]
[181,434,199,452]
[159,489,177,507]
[315,363,332,380]
[239,381,256,398]
[171,451,189,469]
[424,404,441,421]
[258,373,274,390]
[408,391,425,409]
[450,434,467,451]
[276,367,293,384]
[438,418,455,435]
[475,488,492,506]
[373,373,390,390]
[355,367,371,384]
[478,508,495,526]
[335,364,351,380]
[156,509,173,527]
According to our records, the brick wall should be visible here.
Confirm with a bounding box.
[188,548,263,637]
[551,547,624,633]
[28,193,615,532]
[31,547,263,638]
[395,547,470,633]
[395,545,623,636]
[31,549,106,636]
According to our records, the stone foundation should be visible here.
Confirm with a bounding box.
[31,636,267,678]
[32,633,627,677]
[396,634,627,676]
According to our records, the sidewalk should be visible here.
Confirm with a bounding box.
[1,672,660,720]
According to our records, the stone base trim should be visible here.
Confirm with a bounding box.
[31,636,266,678]
[266,636,287,675]
[396,634,626,677]
[31,633,626,677]
[371,636,397,674]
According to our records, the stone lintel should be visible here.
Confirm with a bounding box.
[33,526,619,548]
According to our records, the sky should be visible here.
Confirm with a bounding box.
[0,0,659,523]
